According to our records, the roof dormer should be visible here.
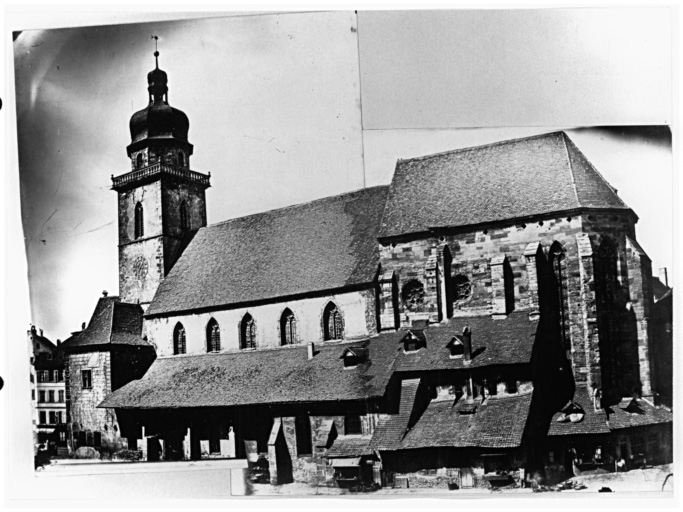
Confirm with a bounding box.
[340,346,368,368]
[401,329,426,353]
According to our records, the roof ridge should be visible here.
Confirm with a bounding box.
[106,297,115,345]
[206,185,390,229]
[396,131,567,164]
[559,132,582,206]
[562,132,625,206]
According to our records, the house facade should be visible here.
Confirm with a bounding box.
[28,326,67,451]
[62,49,671,488]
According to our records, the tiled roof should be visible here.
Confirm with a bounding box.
[64,297,149,349]
[326,435,374,458]
[548,387,610,436]
[369,379,421,451]
[606,398,673,430]
[547,388,673,436]
[99,339,395,409]
[379,132,630,238]
[380,311,538,373]
[373,391,533,451]
[146,186,389,316]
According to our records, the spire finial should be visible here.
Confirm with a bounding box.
[151,35,159,68]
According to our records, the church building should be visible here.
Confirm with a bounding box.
[64,49,671,488]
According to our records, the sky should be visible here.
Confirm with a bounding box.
[8,9,674,342]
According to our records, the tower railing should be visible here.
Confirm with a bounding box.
[111,163,211,190]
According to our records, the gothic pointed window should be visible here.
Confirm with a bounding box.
[549,242,569,354]
[134,202,144,239]
[240,313,256,350]
[180,201,189,230]
[173,323,186,355]
[280,309,297,346]
[206,318,221,352]
[323,302,344,340]
[595,238,621,395]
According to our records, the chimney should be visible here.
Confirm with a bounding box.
[462,326,472,362]
[102,290,108,297]
[308,342,315,360]
[659,267,668,287]
[57,339,61,346]
[39,328,43,337]
[81,322,86,331]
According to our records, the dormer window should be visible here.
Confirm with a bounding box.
[340,347,368,368]
[401,329,426,353]
[447,336,464,358]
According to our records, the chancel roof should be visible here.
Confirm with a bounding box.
[379,131,630,239]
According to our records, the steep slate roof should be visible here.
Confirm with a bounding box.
[379,131,630,239]
[606,398,673,430]
[384,311,538,373]
[99,339,395,409]
[372,391,532,451]
[65,297,148,349]
[326,435,374,458]
[548,387,610,437]
[147,186,389,316]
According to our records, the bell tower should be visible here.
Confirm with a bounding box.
[112,46,210,309]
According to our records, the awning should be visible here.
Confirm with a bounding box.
[330,457,361,467]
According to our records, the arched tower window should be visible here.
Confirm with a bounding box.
[136,153,144,169]
[134,202,144,239]
[323,302,344,341]
[280,309,297,346]
[240,313,256,350]
[206,318,221,352]
[178,152,185,167]
[173,323,186,355]
[180,201,188,230]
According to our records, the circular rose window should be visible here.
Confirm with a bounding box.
[401,279,425,312]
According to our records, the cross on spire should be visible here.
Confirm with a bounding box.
[151,35,159,68]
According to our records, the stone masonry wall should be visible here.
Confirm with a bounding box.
[380,216,586,371]
[580,213,648,397]
[119,180,165,306]
[379,211,649,398]
[161,177,207,240]
[67,350,125,452]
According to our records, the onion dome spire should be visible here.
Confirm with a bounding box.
[127,37,192,157]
